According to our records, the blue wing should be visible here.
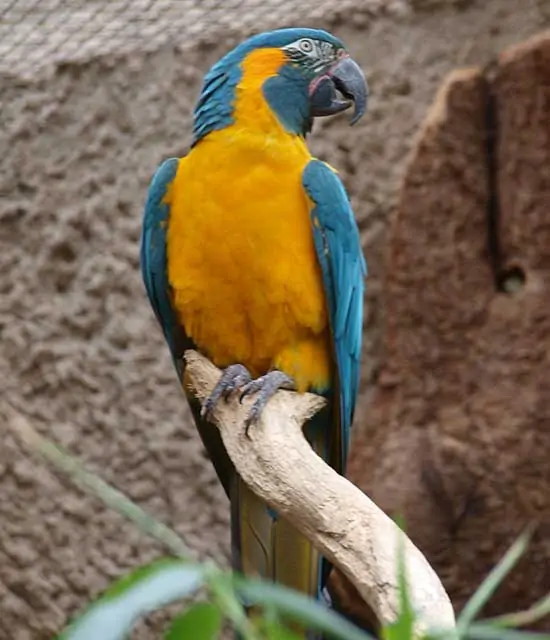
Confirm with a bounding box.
[140,157,188,370]
[302,159,366,471]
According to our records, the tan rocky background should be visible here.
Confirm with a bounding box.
[1,0,549,638]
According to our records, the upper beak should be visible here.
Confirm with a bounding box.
[309,55,368,125]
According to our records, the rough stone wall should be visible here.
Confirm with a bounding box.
[1,1,549,637]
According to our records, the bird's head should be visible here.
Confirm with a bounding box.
[192,28,368,143]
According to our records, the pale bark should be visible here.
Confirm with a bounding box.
[185,349,456,637]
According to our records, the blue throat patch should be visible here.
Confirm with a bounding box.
[263,66,311,136]
[191,27,343,144]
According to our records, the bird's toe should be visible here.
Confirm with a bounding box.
[201,364,252,419]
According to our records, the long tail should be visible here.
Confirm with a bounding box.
[232,478,322,597]
[230,408,335,637]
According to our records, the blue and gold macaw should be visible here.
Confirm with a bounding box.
[141,27,367,629]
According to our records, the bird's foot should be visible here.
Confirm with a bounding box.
[201,364,252,420]
[239,370,295,435]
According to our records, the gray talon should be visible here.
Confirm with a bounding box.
[201,364,252,419]
[239,370,295,435]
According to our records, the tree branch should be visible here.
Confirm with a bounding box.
[185,349,456,637]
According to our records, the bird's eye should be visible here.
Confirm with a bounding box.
[298,38,314,53]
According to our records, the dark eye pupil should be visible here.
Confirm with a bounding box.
[300,39,312,52]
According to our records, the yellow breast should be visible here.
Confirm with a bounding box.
[166,49,331,392]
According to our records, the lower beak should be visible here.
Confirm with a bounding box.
[309,55,368,125]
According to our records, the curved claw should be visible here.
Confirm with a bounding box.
[201,364,252,420]
[239,370,295,436]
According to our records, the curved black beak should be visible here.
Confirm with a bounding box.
[309,56,368,125]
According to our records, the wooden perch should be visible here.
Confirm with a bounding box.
[185,350,456,637]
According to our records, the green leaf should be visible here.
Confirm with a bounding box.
[165,602,222,640]
[236,578,375,640]
[465,624,550,640]
[383,529,415,640]
[256,618,303,640]
[482,592,550,629]
[17,420,191,560]
[208,572,256,637]
[457,529,533,634]
[422,629,459,640]
[58,559,205,640]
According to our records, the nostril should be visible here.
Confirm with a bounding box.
[497,265,526,294]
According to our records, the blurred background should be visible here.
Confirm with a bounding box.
[1,0,549,637]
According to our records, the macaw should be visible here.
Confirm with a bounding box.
[141,26,367,629]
